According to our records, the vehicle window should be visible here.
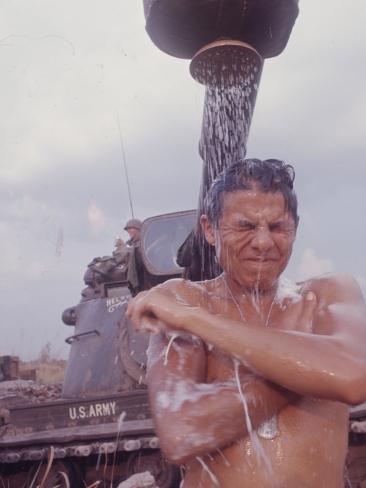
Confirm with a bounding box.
[142,212,196,275]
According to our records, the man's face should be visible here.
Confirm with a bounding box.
[126,227,141,241]
[203,188,297,291]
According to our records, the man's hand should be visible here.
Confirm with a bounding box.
[127,285,193,334]
[277,291,317,333]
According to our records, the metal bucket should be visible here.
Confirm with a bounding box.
[144,0,299,59]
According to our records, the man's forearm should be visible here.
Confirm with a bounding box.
[148,371,291,464]
[181,307,366,404]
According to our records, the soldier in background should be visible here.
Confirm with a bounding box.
[124,219,142,247]
[114,219,143,266]
[123,219,144,295]
[78,219,143,302]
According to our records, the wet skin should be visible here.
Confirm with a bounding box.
[180,279,348,488]
[127,189,366,487]
[201,189,297,293]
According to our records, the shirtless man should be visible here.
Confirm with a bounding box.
[127,159,366,487]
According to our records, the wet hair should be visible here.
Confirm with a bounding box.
[204,158,299,227]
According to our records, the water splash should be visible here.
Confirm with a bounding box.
[196,456,220,486]
[110,411,127,483]
[117,411,127,432]
[234,359,254,434]
[215,448,231,467]
[274,277,301,306]
[179,466,186,488]
[251,266,263,315]
[233,359,274,483]
[225,278,245,321]
[164,333,178,366]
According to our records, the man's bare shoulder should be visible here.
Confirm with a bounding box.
[157,277,218,304]
[299,272,365,306]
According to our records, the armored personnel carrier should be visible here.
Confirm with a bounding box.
[0,210,195,487]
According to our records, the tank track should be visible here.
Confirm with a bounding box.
[0,434,159,464]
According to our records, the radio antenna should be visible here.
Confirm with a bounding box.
[117,113,135,219]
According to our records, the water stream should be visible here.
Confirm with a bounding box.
[233,359,274,484]
[187,41,264,280]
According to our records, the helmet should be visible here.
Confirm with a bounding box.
[124,218,142,231]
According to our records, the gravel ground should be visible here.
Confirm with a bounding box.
[0,379,62,407]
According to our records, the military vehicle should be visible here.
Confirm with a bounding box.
[0,210,196,487]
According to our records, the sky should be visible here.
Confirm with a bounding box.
[1,1,365,360]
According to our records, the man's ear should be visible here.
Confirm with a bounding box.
[200,214,216,246]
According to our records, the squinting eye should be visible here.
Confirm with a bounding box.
[237,222,255,231]
[269,223,282,232]
[269,223,294,233]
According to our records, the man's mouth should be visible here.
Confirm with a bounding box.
[246,257,276,262]
[243,258,278,268]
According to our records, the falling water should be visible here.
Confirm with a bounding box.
[251,269,263,315]
[164,333,178,366]
[110,411,127,483]
[233,360,254,433]
[196,53,261,197]
[186,41,263,280]
[196,456,220,486]
[233,359,274,484]
[216,448,231,467]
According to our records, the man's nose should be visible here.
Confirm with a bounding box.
[251,227,274,252]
